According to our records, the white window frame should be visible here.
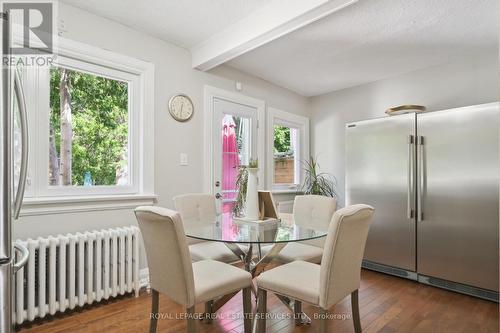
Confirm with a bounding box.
[266,107,309,192]
[18,37,156,214]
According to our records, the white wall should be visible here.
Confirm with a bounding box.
[310,54,499,206]
[15,3,498,272]
[13,4,309,268]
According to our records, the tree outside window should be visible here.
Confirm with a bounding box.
[273,125,298,184]
[49,67,129,186]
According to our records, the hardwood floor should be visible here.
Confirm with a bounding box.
[17,269,499,333]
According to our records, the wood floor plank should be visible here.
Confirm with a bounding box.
[16,270,498,333]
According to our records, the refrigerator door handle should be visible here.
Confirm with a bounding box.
[407,135,415,219]
[13,69,28,220]
[12,242,29,273]
[417,135,424,222]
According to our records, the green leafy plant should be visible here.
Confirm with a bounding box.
[232,166,248,217]
[300,156,337,197]
[248,158,258,169]
[232,158,258,216]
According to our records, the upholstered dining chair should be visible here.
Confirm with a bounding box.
[256,204,374,333]
[173,193,240,263]
[135,206,253,333]
[261,195,337,263]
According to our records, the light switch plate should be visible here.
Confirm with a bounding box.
[235,81,242,91]
[180,153,188,166]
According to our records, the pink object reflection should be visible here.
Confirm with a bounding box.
[222,115,239,199]
[221,115,240,240]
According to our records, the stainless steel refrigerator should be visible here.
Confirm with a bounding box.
[346,103,499,302]
[1,11,30,333]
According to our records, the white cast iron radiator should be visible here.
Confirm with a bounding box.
[13,226,141,324]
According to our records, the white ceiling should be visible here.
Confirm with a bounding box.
[61,0,498,97]
[60,0,269,48]
[227,0,499,96]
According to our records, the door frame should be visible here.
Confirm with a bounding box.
[203,85,265,194]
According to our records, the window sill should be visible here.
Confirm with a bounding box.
[272,189,301,195]
[20,194,158,217]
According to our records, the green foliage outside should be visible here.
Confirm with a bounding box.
[273,125,291,154]
[50,68,129,186]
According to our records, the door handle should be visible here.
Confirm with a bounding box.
[13,242,29,273]
[215,193,222,199]
[417,136,424,222]
[13,69,28,219]
[407,135,415,219]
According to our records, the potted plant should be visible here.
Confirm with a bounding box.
[300,156,337,197]
[233,166,248,217]
[232,158,258,217]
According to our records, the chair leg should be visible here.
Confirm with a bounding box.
[351,289,362,333]
[204,301,213,323]
[294,300,302,325]
[150,289,159,333]
[318,308,328,333]
[257,288,267,333]
[242,287,252,333]
[187,306,196,333]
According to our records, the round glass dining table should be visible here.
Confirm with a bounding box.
[185,213,327,244]
[184,213,328,325]
[184,213,328,271]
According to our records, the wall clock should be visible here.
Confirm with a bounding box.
[168,94,194,122]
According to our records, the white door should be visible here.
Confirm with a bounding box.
[212,97,258,213]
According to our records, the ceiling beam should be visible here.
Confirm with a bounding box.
[191,0,359,71]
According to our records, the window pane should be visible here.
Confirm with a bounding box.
[48,67,129,186]
[274,125,298,185]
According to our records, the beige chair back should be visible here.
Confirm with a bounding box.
[174,193,217,224]
[293,195,337,247]
[319,204,374,309]
[174,193,217,245]
[135,206,196,307]
[293,195,337,229]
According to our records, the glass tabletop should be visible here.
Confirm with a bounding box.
[184,213,328,244]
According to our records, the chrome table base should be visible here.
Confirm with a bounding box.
[205,242,311,327]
